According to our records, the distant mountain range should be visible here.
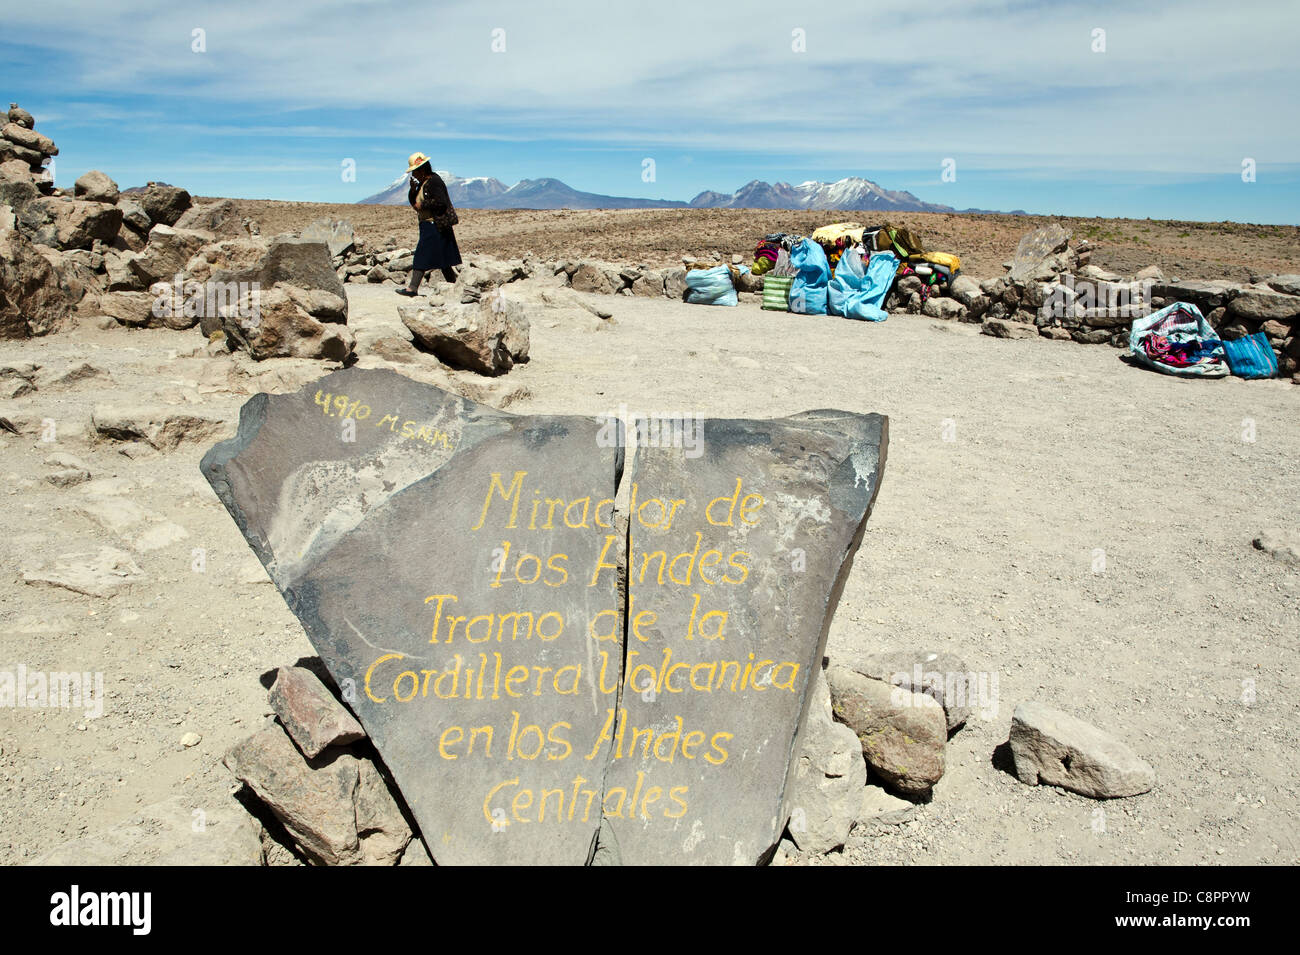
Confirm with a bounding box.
[359,173,1014,214]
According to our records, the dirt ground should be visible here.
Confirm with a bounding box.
[2,263,1296,866]
[225,199,1300,283]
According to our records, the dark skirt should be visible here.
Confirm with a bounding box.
[412,219,462,271]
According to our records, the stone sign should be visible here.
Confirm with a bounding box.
[202,368,887,865]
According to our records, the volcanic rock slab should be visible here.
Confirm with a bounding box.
[202,368,887,865]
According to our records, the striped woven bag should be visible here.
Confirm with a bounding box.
[762,275,793,311]
[1222,332,1278,379]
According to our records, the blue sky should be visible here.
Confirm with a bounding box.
[4,0,1298,222]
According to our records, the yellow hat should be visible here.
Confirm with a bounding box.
[406,152,431,173]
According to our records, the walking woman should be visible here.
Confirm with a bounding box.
[397,152,462,296]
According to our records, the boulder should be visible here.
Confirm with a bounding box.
[949,274,989,316]
[18,197,122,250]
[73,170,119,204]
[134,182,192,226]
[103,251,144,291]
[1008,222,1070,284]
[223,726,411,866]
[92,403,227,451]
[269,666,366,759]
[1009,702,1154,799]
[921,296,966,321]
[7,104,35,129]
[1,123,57,156]
[663,267,688,301]
[847,650,976,732]
[0,160,38,213]
[630,270,666,297]
[570,262,614,295]
[300,217,355,257]
[175,198,249,238]
[827,664,947,796]
[128,225,213,285]
[1262,274,1300,297]
[1227,290,1300,323]
[1134,265,1165,282]
[117,199,151,234]
[0,229,76,338]
[182,236,269,284]
[220,286,354,361]
[399,294,530,376]
[787,671,867,855]
[1149,280,1238,314]
[98,289,160,327]
[0,140,44,168]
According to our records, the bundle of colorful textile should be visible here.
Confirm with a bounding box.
[811,222,867,274]
[752,232,796,275]
[1128,302,1228,378]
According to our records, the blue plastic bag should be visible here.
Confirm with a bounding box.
[1222,332,1278,379]
[684,265,737,306]
[789,239,830,315]
[829,249,898,321]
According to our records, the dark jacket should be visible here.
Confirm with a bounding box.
[408,172,458,229]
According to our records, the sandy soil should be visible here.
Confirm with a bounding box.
[225,200,1300,283]
[2,271,1296,866]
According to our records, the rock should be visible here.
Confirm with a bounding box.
[1071,328,1112,345]
[849,650,976,731]
[663,267,688,300]
[1077,264,1122,283]
[981,317,1039,340]
[630,270,665,297]
[22,545,145,598]
[269,666,366,759]
[182,237,269,285]
[355,331,421,364]
[0,140,44,168]
[1134,265,1165,282]
[399,294,529,376]
[949,274,989,316]
[73,170,119,204]
[128,224,212,285]
[284,286,347,323]
[787,671,867,855]
[0,162,38,214]
[31,794,263,866]
[300,217,355,258]
[1009,702,1154,798]
[180,732,202,747]
[856,785,916,830]
[93,404,227,452]
[7,104,35,129]
[74,496,189,552]
[224,726,386,866]
[220,286,354,361]
[46,467,91,488]
[353,758,414,865]
[1252,528,1300,568]
[103,251,143,291]
[1261,319,1290,341]
[135,182,192,226]
[2,123,57,156]
[827,665,946,796]
[1008,222,1070,284]
[1263,274,1300,297]
[1227,290,1300,323]
[18,197,122,250]
[922,296,966,320]
[174,199,249,238]
[201,368,887,865]
[570,262,613,294]
[1149,280,1238,314]
[98,290,159,327]
[0,229,76,338]
[1040,325,1072,340]
[117,199,151,234]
